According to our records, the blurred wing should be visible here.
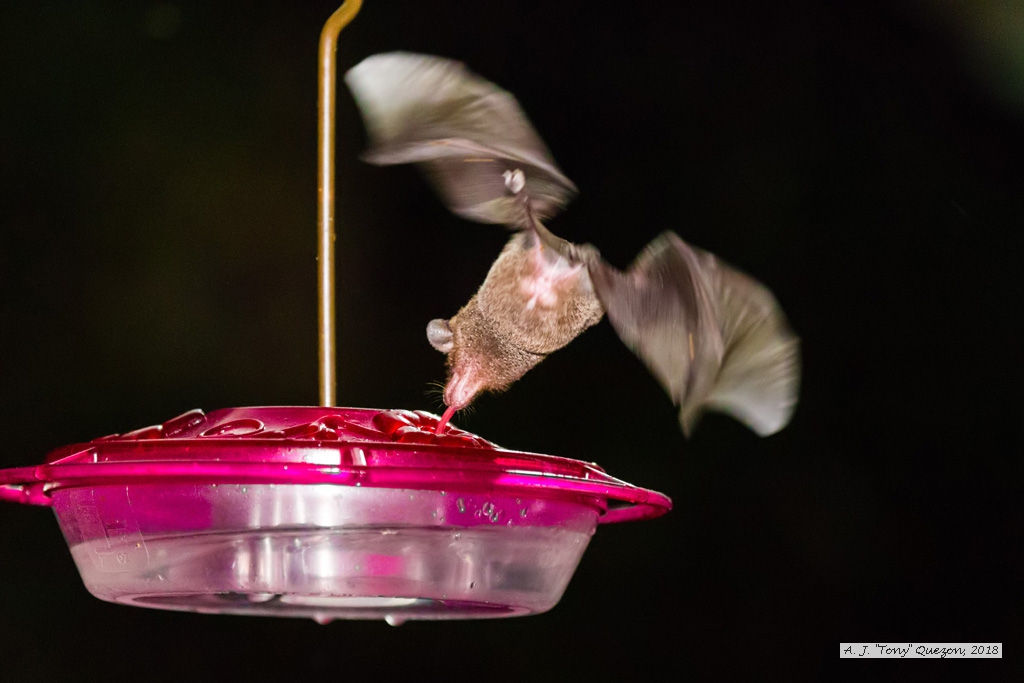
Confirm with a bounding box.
[590,232,800,436]
[588,233,725,435]
[702,263,801,436]
[344,52,576,226]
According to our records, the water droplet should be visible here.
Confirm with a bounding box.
[456,498,466,513]
[385,614,406,627]
[520,508,527,517]
[247,593,275,603]
[469,582,475,589]
[515,498,521,505]
[431,510,437,518]
[481,502,495,516]
[453,532,461,540]
[313,614,333,625]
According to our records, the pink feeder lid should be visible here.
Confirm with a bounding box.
[0,407,671,523]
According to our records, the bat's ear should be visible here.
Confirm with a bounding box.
[427,319,454,353]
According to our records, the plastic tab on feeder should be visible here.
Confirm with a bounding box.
[0,407,671,622]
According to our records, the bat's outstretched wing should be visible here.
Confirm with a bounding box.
[702,258,801,436]
[589,232,800,436]
[345,52,576,228]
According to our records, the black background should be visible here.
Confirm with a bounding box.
[1,1,1021,681]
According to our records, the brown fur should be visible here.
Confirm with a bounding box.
[445,233,604,397]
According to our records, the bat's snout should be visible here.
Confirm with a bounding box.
[443,367,485,411]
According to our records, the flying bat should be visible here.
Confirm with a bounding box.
[345,52,800,436]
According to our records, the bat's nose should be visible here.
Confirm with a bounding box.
[444,369,484,410]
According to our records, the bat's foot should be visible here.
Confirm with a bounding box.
[503,168,526,194]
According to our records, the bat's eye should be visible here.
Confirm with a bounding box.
[427,318,454,353]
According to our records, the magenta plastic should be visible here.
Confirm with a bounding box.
[0,407,670,623]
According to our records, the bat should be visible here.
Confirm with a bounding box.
[345,52,800,436]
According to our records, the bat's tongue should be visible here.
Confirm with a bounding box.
[435,405,458,435]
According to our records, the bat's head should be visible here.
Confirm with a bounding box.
[426,317,482,409]
[426,304,547,411]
